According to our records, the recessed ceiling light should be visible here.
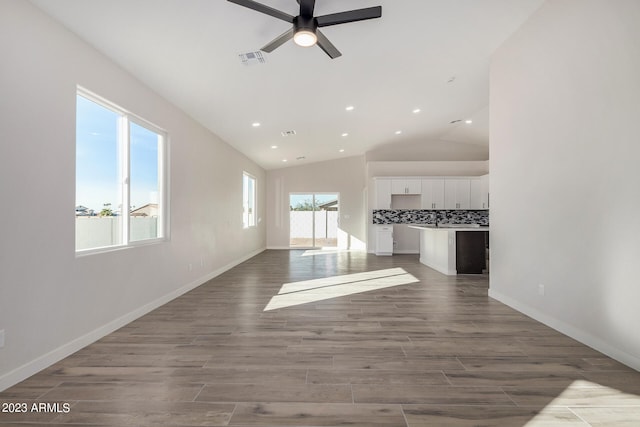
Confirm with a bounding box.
[252,122,261,127]
[271,145,278,149]
[341,133,349,137]
[395,130,402,135]
[465,119,473,124]
[282,159,288,162]
[345,105,354,111]
[412,108,421,114]
[339,149,345,153]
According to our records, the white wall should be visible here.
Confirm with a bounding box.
[266,156,367,250]
[490,0,640,370]
[0,0,265,389]
[366,140,489,162]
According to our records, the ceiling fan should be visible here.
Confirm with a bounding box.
[227,0,382,59]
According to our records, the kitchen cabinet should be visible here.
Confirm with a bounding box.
[374,175,489,210]
[445,179,471,209]
[375,225,393,256]
[469,178,483,209]
[420,178,445,209]
[391,179,421,195]
[392,224,420,254]
[480,174,489,209]
[374,178,391,209]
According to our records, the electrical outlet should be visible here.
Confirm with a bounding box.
[538,284,545,296]
[0,329,5,348]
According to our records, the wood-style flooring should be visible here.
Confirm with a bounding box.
[2,250,640,426]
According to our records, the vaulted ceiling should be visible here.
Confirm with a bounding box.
[30,0,544,169]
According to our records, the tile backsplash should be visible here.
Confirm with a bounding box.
[373,209,489,226]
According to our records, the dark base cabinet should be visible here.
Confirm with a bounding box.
[456,231,488,274]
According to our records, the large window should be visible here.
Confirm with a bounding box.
[242,172,256,228]
[76,89,166,252]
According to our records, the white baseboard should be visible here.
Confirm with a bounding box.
[266,246,293,250]
[489,288,640,372]
[0,247,265,392]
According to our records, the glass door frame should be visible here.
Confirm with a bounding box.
[289,192,339,249]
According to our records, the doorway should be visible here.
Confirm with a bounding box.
[289,193,339,248]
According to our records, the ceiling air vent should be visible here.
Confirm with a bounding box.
[281,130,297,137]
[238,51,266,66]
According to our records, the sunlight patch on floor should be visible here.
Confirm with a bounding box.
[525,380,640,426]
[301,248,358,257]
[264,268,419,311]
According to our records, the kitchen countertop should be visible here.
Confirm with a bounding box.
[409,225,490,232]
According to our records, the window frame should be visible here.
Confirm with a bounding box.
[76,87,169,255]
[242,172,257,229]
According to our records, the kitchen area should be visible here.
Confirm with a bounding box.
[372,175,489,276]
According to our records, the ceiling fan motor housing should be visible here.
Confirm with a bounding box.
[293,15,318,33]
[294,15,317,34]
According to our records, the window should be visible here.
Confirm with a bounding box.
[76,89,166,252]
[243,172,256,228]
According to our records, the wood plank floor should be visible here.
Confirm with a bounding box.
[2,250,640,426]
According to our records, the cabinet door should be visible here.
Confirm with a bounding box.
[480,174,489,209]
[421,179,444,209]
[375,226,394,255]
[445,179,470,209]
[391,179,421,195]
[375,179,391,209]
[391,179,407,194]
[455,179,471,209]
[444,180,457,209]
[431,179,445,209]
[469,178,483,209]
[405,179,422,195]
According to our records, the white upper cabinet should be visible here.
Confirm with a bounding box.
[480,174,490,209]
[374,178,392,209]
[391,179,421,195]
[445,179,471,209]
[421,179,445,209]
[375,175,488,210]
[469,178,483,209]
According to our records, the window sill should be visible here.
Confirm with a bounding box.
[75,237,167,257]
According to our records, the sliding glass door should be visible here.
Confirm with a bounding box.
[289,193,339,248]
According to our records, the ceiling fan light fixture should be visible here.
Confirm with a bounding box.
[294,29,317,47]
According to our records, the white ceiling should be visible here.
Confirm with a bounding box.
[30,0,544,170]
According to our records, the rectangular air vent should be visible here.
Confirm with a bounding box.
[281,130,297,137]
[239,51,266,66]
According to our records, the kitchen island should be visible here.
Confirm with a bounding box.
[409,225,489,275]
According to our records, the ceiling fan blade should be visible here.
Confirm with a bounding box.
[227,0,294,23]
[315,29,342,59]
[261,28,295,52]
[298,0,316,17]
[316,6,382,27]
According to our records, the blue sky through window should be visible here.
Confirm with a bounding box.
[76,95,160,213]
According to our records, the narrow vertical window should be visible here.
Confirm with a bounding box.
[243,172,256,228]
[76,90,166,253]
